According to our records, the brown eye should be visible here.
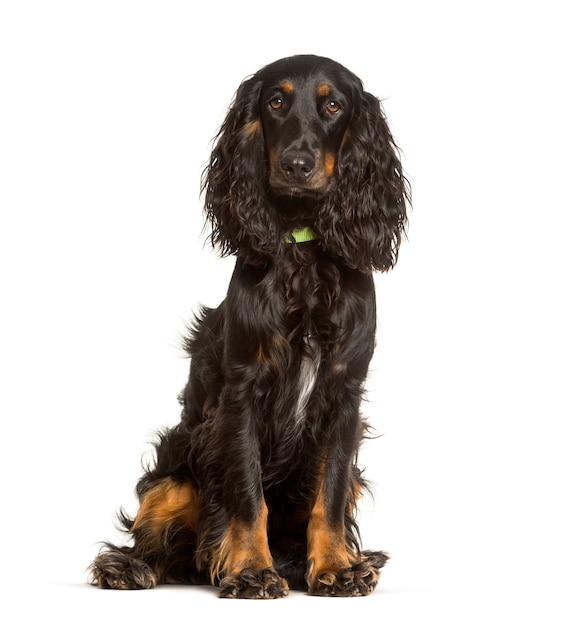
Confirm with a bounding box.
[269,97,283,110]
[326,101,340,114]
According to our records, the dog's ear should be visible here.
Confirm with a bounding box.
[317,90,410,273]
[202,77,278,262]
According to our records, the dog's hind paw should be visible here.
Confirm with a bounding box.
[89,548,157,590]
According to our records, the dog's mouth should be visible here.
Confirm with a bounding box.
[268,170,331,200]
[269,182,328,200]
[270,191,324,229]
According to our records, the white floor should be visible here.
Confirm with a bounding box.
[4,545,568,626]
[7,567,566,626]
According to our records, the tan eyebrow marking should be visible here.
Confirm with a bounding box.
[317,83,331,97]
[280,80,294,94]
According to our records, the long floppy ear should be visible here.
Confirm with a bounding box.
[201,77,278,261]
[316,90,410,273]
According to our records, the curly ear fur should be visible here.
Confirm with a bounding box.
[202,77,279,262]
[316,90,410,273]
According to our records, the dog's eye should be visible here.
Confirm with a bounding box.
[269,97,283,111]
[326,101,341,114]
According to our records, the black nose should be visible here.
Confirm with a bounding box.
[280,151,315,181]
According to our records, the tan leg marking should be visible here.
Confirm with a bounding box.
[210,500,273,583]
[306,484,354,587]
[132,477,199,535]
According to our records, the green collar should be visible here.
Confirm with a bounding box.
[286,227,318,244]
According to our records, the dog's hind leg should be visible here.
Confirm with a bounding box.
[89,478,201,589]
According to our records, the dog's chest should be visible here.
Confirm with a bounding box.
[263,256,342,425]
[294,335,321,424]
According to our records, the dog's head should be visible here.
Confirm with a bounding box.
[202,55,410,272]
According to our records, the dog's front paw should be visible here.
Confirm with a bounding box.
[308,551,389,597]
[219,567,289,599]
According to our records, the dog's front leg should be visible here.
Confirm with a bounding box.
[193,263,291,598]
[305,395,389,596]
[198,373,289,599]
[306,468,388,596]
[215,497,288,599]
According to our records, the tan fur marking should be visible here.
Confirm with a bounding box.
[244,118,261,137]
[324,152,336,177]
[306,475,356,586]
[281,80,294,94]
[268,147,277,166]
[349,475,364,515]
[132,478,199,534]
[210,501,272,583]
[317,82,331,97]
[256,333,292,376]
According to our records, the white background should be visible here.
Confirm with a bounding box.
[1,1,568,624]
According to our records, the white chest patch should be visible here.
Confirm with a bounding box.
[295,336,321,424]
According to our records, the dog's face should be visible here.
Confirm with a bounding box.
[258,57,353,199]
[204,54,409,271]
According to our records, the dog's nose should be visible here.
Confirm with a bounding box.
[280,151,315,181]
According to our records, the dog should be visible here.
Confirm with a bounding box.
[89,54,410,598]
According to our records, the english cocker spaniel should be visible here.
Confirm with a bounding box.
[90,54,410,598]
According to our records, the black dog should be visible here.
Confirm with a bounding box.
[90,54,409,598]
